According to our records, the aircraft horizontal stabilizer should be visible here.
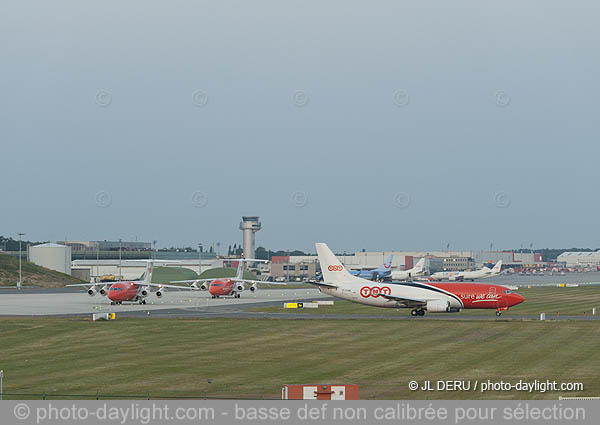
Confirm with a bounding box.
[379,293,427,305]
[306,280,338,288]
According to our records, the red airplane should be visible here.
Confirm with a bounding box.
[173,259,281,298]
[313,243,525,316]
[68,261,193,305]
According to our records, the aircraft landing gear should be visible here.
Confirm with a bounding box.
[211,295,216,299]
[496,310,502,317]
[139,299,146,305]
[411,309,425,317]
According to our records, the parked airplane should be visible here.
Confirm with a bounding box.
[349,254,393,281]
[67,261,192,305]
[310,243,523,316]
[172,259,276,298]
[387,258,426,281]
[453,261,503,281]
[430,261,502,281]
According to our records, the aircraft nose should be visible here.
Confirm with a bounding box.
[511,293,525,306]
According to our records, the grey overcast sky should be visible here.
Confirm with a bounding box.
[1,1,599,253]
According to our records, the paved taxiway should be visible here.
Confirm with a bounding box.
[1,287,599,320]
[0,288,324,316]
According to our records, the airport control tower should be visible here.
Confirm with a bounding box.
[239,216,261,259]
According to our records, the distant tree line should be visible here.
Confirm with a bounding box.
[255,246,309,260]
[0,236,47,251]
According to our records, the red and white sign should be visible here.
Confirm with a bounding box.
[282,384,359,400]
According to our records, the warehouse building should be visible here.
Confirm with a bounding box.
[557,251,600,267]
[28,243,72,275]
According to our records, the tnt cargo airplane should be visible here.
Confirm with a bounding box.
[349,255,393,281]
[430,261,502,281]
[310,243,523,316]
[67,261,192,305]
[387,258,426,281]
[172,259,278,298]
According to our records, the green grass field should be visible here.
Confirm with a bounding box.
[0,317,598,400]
[248,286,600,317]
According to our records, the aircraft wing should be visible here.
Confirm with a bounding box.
[230,278,290,285]
[169,279,215,283]
[140,283,195,290]
[379,293,427,306]
[66,283,108,287]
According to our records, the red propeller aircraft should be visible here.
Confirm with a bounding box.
[67,261,192,305]
[173,259,281,298]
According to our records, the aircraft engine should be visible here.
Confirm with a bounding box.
[249,284,258,292]
[156,289,163,298]
[236,283,245,291]
[426,300,451,313]
[87,288,97,296]
[140,287,150,297]
[99,286,109,296]
[192,281,208,290]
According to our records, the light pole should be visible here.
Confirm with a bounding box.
[18,233,25,290]
[118,238,122,279]
[198,243,202,276]
[0,369,3,400]
[287,249,290,282]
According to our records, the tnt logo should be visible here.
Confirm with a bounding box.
[327,265,343,271]
[360,286,391,298]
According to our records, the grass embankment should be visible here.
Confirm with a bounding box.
[150,267,199,284]
[0,253,84,288]
[198,267,254,280]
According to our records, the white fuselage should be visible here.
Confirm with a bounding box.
[390,269,423,280]
[430,271,461,281]
[319,280,463,309]
[431,269,496,281]
[456,269,493,280]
